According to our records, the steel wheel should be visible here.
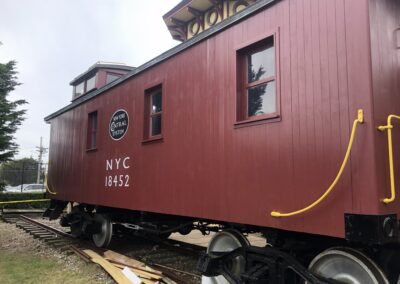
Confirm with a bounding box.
[70,222,83,237]
[309,248,388,284]
[92,214,113,248]
[69,206,83,237]
[201,230,249,284]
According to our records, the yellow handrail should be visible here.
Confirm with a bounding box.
[271,109,364,217]
[44,174,57,195]
[378,114,400,204]
[0,199,50,205]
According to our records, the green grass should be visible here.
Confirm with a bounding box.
[0,250,102,284]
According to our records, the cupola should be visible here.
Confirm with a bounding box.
[70,62,135,101]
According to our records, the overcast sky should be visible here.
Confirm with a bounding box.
[0,0,181,161]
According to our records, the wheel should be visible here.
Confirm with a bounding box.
[201,230,249,284]
[69,206,83,237]
[70,222,83,237]
[309,247,388,284]
[92,214,113,248]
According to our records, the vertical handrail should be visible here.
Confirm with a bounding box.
[44,174,57,195]
[378,115,400,204]
[271,110,364,217]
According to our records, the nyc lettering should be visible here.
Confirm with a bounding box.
[105,157,131,188]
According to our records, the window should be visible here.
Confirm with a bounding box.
[73,75,96,99]
[86,75,96,91]
[74,81,85,97]
[237,35,278,122]
[87,111,98,150]
[144,85,163,140]
[106,73,121,84]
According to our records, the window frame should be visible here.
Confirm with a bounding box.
[86,110,98,151]
[73,74,97,99]
[235,29,280,126]
[85,75,97,92]
[106,72,122,85]
[143,84,164,143]
[74,81,85,98]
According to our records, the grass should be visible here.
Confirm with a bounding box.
[0,250,102,284]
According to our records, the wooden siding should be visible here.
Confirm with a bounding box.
[369,0,400,216]
[47,0,386,239]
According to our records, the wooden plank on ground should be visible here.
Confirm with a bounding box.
[83,249,132,284]
[122,267,142,284]
[104,250,155,271]
[103,250,177,284]
[107,260,163,279]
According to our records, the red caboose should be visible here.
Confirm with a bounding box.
[45,0,400,282]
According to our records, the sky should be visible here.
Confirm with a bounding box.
[0,0,181,161]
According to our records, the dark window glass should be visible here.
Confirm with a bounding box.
[151,115,162,136]
[106,74,121,84]
[248,81,276,117]
[144,85,163,140]
[87,111,98,149]
[151,91,162,113]
[237,35,277,121]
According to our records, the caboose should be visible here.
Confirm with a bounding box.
[44,0,400,282]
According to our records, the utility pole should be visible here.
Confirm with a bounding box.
[20,161,25,192]
[36,137,48,184]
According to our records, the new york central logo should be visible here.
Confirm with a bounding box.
[109,109,129,141]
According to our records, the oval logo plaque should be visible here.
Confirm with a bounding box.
[109,109,129,141]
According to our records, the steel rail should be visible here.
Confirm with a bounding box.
[19,214,74,238]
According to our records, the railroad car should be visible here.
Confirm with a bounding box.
[44,0,400,282]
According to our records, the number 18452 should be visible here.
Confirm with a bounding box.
[105,175,129,188]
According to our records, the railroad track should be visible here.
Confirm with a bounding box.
[2,213,78,252]
[1,213,203,284]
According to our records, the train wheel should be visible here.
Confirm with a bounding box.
[201,230,249,284]
[309,247,388,284]
[70,222,83,237]
[69,206,83,237]
[92,214,113,248]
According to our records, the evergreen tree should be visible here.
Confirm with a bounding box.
[0,60,27,162]
[248,65,266,116]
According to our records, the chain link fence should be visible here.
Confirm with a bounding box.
[0,160,48,193]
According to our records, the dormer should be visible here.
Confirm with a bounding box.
[70,62,135,101]
[163,0,257,42]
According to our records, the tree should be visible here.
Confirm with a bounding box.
[0,158,39,187]
[248,65,267,116]
[0,60,27,162]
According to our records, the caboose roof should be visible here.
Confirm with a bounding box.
[44,0,277,122]
[70,62,134,86]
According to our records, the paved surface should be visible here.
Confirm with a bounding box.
[170,230,266,247]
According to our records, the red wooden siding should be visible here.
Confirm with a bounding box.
[369,0,400,216]
[47,0,395,239]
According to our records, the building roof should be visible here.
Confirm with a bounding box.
[45,0,277,122]
[70,62,135,85]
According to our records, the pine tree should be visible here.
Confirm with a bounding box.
[0,60,27,162]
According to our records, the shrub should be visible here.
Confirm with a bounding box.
[0,192,49,209]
